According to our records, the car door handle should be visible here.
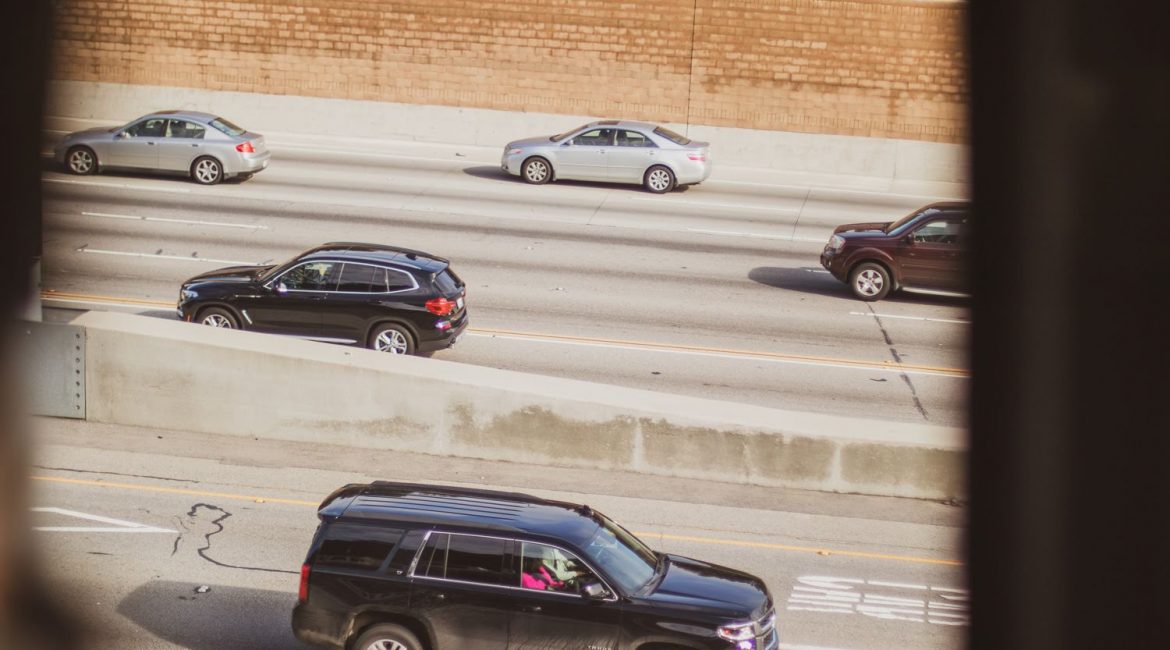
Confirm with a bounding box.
[436,593,446,601]
[522,605,542,613]
[190,143,200,147]
[147,142,156,146]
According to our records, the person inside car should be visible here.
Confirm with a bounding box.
[521,555,566,591]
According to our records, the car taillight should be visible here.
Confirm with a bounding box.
[298,563,311,603]
[426,297,456,316]
[687,151,706,161]
[236,141,255,153]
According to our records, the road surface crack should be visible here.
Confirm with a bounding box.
[866,305,930,421]
[171,503,296,575]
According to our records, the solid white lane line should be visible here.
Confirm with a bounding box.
[82,211,268,230]
[42,296,171,311]
[273,143,473,165]
[78,247,257,266]
[464,331,966,379]
[686,228,824,242]
[630,196,799,213]
[43,177,193,193]
[850,311,969,325]
[31,507,175,533]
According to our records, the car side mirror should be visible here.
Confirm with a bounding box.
[274,282,288,294]
[118,131,130,139]
[581,582,609,600]
[562,140,573,146]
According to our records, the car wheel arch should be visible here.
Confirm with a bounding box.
[195,302,245,327]
[847,253,900,289]
[523,155,556,181]
[347,613,433,650]
[366,318,420,347]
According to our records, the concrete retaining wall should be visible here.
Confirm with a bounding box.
[46,80,969,186]
[74,311,966,501]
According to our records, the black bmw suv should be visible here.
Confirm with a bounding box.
[177,243,467,355]
[293,482,778,650]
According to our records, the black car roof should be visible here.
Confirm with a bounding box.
[299,243,450,273]
[319,481,602,547]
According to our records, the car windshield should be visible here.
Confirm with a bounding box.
[210,117,246,137]
[579,513,657,593]
[652,126,691,145]
[886,206,942,235]
[550,123,591,142]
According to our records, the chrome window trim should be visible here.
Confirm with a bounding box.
[406,530,619,602]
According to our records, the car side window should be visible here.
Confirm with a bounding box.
[416,533,511,586]
[125,118,167,138]
[315,523,404,571]
[912,218,964,245]
[571,128,615,147]
[167,119,206,139]
[381,268,416,292]
[337,263,379,293]
[280,262,338,291]
[519,542,598,594]
[616,130,656,148]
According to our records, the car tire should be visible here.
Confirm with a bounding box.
[521,157,552,184]
[643,165,676,193]
[849,262,892,301]
[352,624,424,650]
[191,156,224,185]
[369,323,415,355]
[198,307,238,329]
[66,146,98,175]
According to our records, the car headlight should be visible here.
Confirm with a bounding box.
[827,234,845,252]
[180,288,198,301]
[507,148,523,155]
[716,622,755,642]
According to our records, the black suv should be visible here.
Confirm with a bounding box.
[177,243,467,355]
[292,482,778,650]
[820,201,970,301]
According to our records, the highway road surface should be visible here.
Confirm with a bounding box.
[40,127,970,427]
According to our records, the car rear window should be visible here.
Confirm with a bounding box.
[653,126,691,145]
[315,523,404,571]
[210,117,246,137]
[433,268,463,295]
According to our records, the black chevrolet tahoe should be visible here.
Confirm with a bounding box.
[292,481,778,650]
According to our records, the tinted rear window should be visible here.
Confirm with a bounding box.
[653,126,691,145]
[433,268,463,295]
[316,523,404,571]
[417,533,511,585]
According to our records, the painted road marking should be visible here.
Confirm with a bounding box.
[83,211,268,230]
[31,506,175,533]
[469,327,969,379]
[76,247,259,266]
[787,575,969,626]
[43,177,193,194]
[686,227,824,242]
[631,196,799,213]
[31,476,963,567]
[36,291,969,378]
[850,311,970,325]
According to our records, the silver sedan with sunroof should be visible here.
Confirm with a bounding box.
[501,120,711,193]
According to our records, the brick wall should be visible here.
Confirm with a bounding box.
[50,0,967,143]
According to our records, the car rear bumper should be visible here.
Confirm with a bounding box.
[232,150,271,175]
[417,311,469,353]
[675,159,712,185]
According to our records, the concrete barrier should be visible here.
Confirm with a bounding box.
[46,80,969,187]
[74,311,966,501]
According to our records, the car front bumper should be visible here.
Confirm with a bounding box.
[501,151,523,176]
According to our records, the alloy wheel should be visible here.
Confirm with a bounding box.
[68,149,94,174]
[647,168,672,192]
[524,160,549,183]
[375,329,409,354]
[364,641,408,650]
[194,159,221,184]
[201,313,233,328]
[854,269,885,296]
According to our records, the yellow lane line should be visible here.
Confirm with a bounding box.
[31,475,963,567]
[473,326,969,377]
[42,291,175,307]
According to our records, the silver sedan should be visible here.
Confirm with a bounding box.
[501,120,711,193]
[54,110,271,185]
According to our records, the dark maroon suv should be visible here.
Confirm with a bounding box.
[820,201,970,301]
